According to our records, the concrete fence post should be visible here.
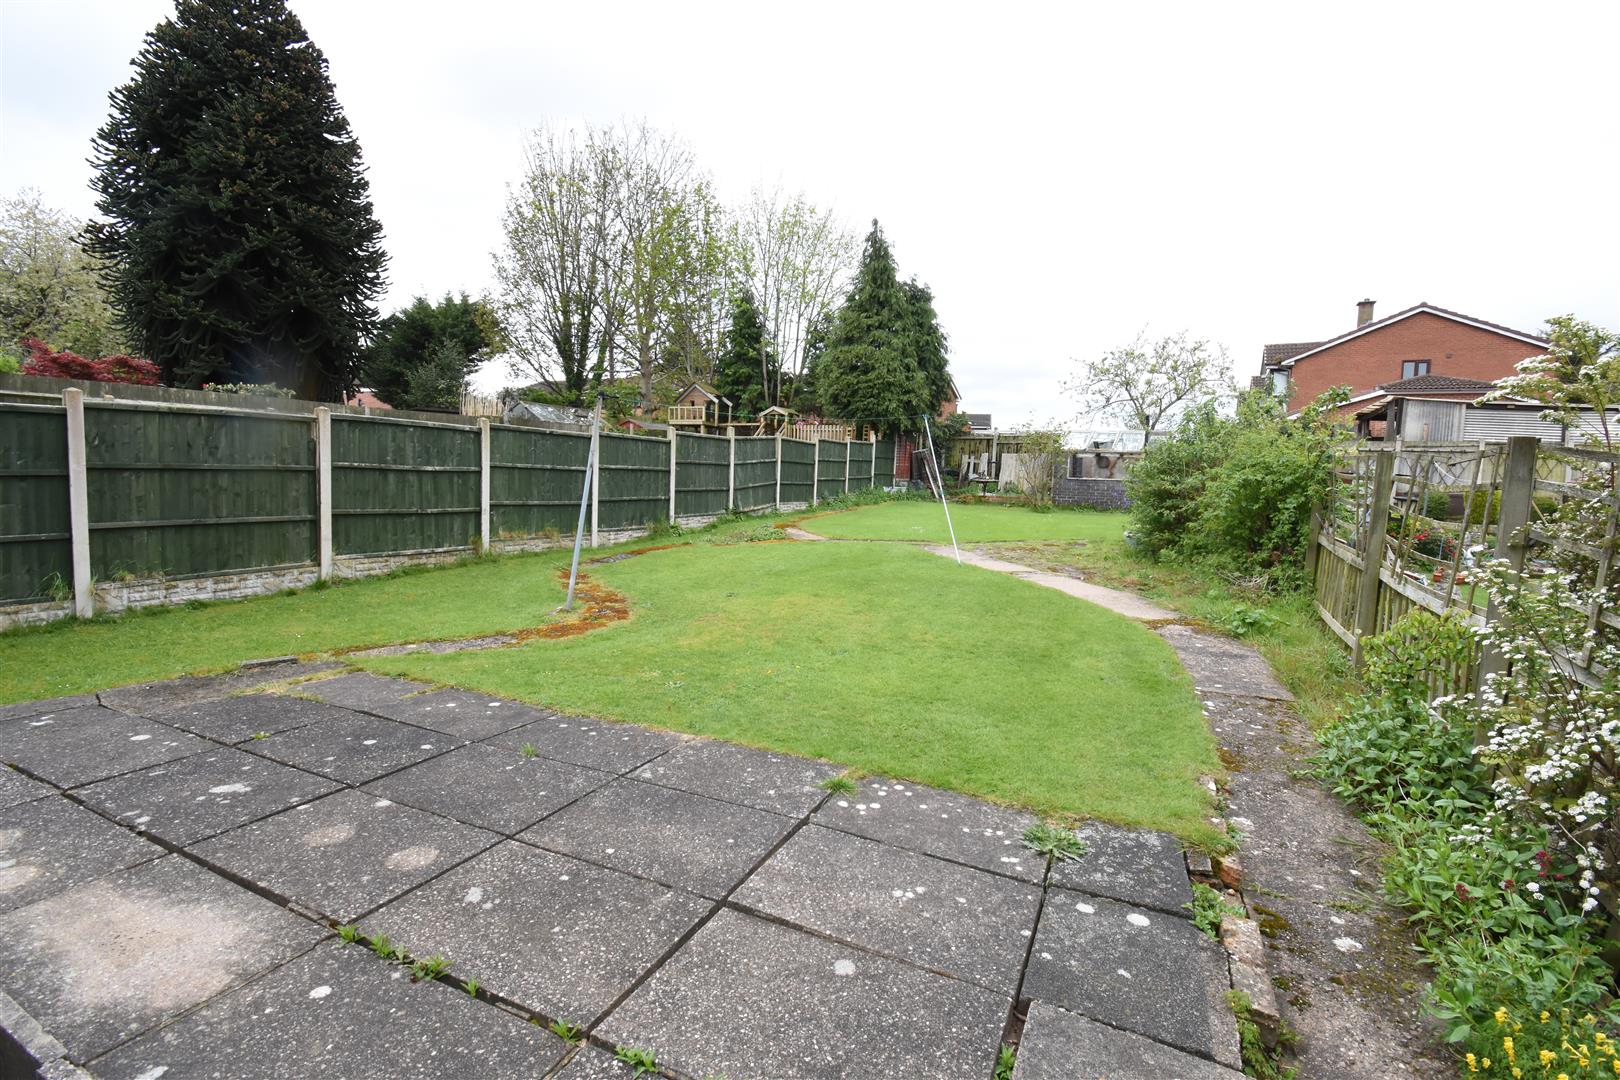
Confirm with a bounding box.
[774,431,783,509]
[811,440,820,506]
[315,406,333,581]
[667,427,678,522]
[589,413,600,548]
[478,417,491,554]
[62,388,93,618]
[728,427,736,510]
[1351,448,1396,667]
[844,438,851,493]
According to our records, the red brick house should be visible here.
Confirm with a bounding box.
[1257,300,1548,416]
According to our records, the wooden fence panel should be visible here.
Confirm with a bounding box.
[598,433,670,530]
[86,404,316,578]
[0,403,70,602]
[331,415,478,555]
[873,438,895,487]
[733,437,777,511]
[675,432,729,518]
[490,425,589,539]
[779,438,815,504]
[847,440,875,491]
[816,440,848,501]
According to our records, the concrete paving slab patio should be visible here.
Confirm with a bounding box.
[150,692,361,744]
[1023,889,1238,1065]
[242,712,459,784]
[730,823,1043,994]
[0,670,1240,1078]
[598,908,1012,1080]
[520,777,795,899]
[1013,1001,1245,1079]
[74,746,340,846]
[188,788,498,922]
[0,796,158,913]
[364,742,610,834]
[487,713,682,772]
[813,774,1046,883]
[0,854,325,1064]
[91,940,568,1080]
[358,686,549,740]
[0,705,205,789]
[631,738,840,816]
[1048,819,1196,917]
[0,765,53,811]
[362,840,709,1023]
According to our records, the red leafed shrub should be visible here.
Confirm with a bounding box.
[18,338,161,385]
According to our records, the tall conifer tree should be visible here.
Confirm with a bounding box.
[714,289,775,417]
[87,0,386,399]
[812,220,928,432]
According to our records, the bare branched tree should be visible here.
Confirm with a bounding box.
[735,187,856,403]
[494,125,624,401]
[1066,331,1233,442]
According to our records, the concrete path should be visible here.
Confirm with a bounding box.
[0,667,1241,1079]
[924,545,1179,622]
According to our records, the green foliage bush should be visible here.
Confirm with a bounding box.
[1312,610,1619,1054]
[1125,389,1345,587]
[1423,489,1455,519]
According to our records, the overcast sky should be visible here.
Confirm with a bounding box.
[3,0,1617,426]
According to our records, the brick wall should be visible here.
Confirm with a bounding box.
[1053,476,1130,510]
[1287,311,1543,412]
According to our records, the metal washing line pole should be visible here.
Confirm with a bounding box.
[922,415,961,565]
[564,393,603,610]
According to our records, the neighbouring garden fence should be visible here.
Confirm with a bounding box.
[1310,434,1620,954]
[0,380,901,626]
[1310,437,1586,682]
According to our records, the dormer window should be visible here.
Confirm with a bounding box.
[1401,359,1431,379]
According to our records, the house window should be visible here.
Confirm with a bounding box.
[1401,359,1431,379]
[1068,453,1088,479]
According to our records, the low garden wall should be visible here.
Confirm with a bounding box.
[1053,476,1130,510]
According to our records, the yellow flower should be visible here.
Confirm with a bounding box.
[1497,1007,1512,1025]
[1504,1036,1516,1064]
[1541,1049,1558,1067]
[1466,1053,1478,1073]
[1542,1012,1553,1023]
[1482,1060,1491,1070]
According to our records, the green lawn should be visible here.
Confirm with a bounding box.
[357,541,1220,842]
[805,500,1127,544]
[0,550,568,704]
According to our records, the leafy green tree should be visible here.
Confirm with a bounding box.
[361,294,501,411]
[812,220,929,431]
[714,290,775,417]
[86,0,387,400]
[1067,332,1234,442]
[0,190,127,358]
[1486,314,1620,451]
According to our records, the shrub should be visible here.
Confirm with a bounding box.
[1423,489,1455,519]
[18,337,159,384]
[1313,608,1620,1053]
[1126,388,1346,587]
